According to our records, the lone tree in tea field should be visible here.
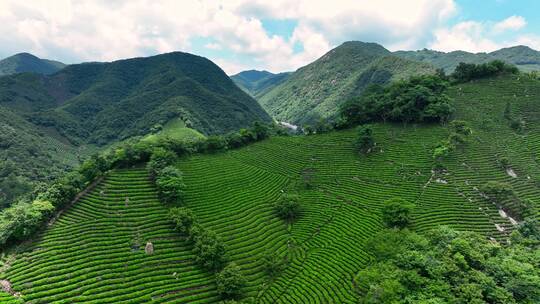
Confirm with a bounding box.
[216,262,246,299]
[381,198,414,229]
[355,125,375,154]
[274,194,301,222]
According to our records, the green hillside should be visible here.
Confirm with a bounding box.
[2,74,538,302]
[0,53,65,76]
[258,41,436,125]
[231,70,291,99]
[395,45,540,72]
[0,52,271,208]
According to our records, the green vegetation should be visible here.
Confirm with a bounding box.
[355,226,540,303]
[259,41,436,125]
[142,118,206,145]
[395,45,540,72]
[341,75,453,126]
[273,194,301,221]
[155,166,185,204]
[0,52,65,76]
[231,70,291,99]
[0,51,270,208]
[216,263,247,299]
[2,55,540,303]
[451,60,519,83]
[355,125,375,154]
[169,207,196,235]
[381,198,414,229]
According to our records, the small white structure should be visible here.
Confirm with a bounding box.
[145,242,154,255]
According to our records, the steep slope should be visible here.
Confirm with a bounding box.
[0,106,89,208]
[395,45,540,72]
[0,52,271,208]
[5,75,539,303]
[0,53,65,76]
[259,41,435,125]
[231,70,291,99]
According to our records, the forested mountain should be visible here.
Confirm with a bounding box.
[395,45,540,72]
[231,70,291,99]
[0,51,271,208]
[0,53,66,76]
[258,41,436,125]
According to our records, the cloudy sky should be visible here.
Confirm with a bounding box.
[0,0,539,74]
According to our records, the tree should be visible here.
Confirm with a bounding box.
[262,252,287,278]
[155,166,185,204]
[449,120,472,136]
[193,229,227,271]
[356,226,540,303]
[355,125,375,154]
[451,60,518,83]
[516,217,540,241]
[168,207,195,235]
[203,136,227,153]
[216,262,246,299]
[147,148,178,176]
[381,198,414,229]
[252,121,269,141]
[340,75,453,126]
[480,181,514,204]
[274,194,301,221]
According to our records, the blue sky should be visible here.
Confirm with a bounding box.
[0,0,538,74]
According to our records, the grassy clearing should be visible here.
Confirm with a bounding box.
[142,118,206,145]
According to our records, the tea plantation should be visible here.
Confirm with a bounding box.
[1,75,539,302]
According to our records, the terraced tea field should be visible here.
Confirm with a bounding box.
[1,76,539,303]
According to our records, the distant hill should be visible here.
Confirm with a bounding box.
[0,53,66,76]
[395,45,540,72]
[231,70,291,99]
[0,51,271,208]
[258,41,436,125]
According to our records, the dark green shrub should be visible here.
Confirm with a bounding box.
[168,207,195,235]
[355,125,375,154]
[193,229,227,271]
[381,198,414,229]
[274,194,301,221]
[155,166,185,204]
[216,262,246,299]
[147,148,178,176]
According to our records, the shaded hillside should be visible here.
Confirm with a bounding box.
[0,52,271,207]
[0,53,65,76]
[395,45,540,72]
[0,106,89,208]
[259,41,435,125]
[231,70,291,99]
[0,51,271,145]
[4,74,539,303]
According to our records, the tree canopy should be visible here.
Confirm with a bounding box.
[341,75,454,126]
[356,226,540,303]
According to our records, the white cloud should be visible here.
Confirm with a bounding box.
[0,1,536,74]
[514,34,540,50]
[431,21,500,53]
[493,15,526,33]
[430,16,535,53]
[0,0,461,73]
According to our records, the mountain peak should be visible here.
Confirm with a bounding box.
[0,52,66,76]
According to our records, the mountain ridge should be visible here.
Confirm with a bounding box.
[394,45,540,72]
[257,41,436,125]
